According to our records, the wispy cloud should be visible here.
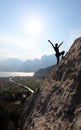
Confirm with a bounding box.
[0,34,40,49]
[0,35,45,60]
[0,49,20,60]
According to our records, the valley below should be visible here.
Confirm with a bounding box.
[0,76,41,130]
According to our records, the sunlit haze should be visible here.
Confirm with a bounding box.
[0,0,81,61]
[25,18,42,34]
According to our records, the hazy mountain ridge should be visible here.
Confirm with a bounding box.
[34,65,55,79]
[0,55,56,72]
[22,37,81,130]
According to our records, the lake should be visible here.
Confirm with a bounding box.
[0,71,34,77]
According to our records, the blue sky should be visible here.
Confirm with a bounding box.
[0,0,81,60]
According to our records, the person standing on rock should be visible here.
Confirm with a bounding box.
[48,40,65,65]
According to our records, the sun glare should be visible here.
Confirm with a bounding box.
[25,18,42,35]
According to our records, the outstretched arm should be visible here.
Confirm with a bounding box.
[48,40,55,48]
[58,41,63,48]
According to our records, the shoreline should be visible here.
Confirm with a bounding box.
[0,71,34,77]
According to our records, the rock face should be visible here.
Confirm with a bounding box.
[22,37,81,130]
[34,65,55,79]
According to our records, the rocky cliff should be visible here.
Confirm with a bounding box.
[22,37,81,130]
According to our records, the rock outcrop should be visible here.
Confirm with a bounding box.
[34,65,55,79]
[22,37,81,130]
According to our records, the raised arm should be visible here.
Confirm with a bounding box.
[48,40,55,48]
[58,41,63,48]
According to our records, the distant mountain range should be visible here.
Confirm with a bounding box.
[0,54,56,72]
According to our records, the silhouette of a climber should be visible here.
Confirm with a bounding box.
[48,40,65,65]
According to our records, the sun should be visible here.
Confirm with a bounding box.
[25,18,42,35]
